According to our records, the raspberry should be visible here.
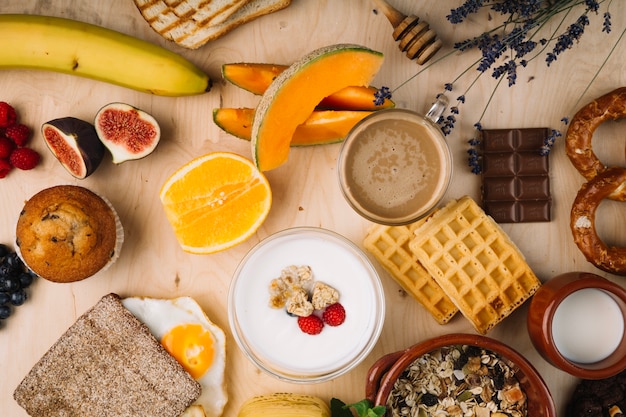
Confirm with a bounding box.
[9,147,40,170]
[297,314,324,335]
[0,102,17,128]
[0,159,12,178]
[0,137,15,159]
[322,303,346,326]
[5,124,31,146]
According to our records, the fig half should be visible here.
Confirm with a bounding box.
[94,102,161,164]
[42,117,105,179]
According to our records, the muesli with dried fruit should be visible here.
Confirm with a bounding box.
[387,345,527,417]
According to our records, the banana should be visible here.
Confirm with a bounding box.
[238,393,331,417]
[0,14,210,96]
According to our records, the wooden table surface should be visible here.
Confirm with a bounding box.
[2,1,626,416]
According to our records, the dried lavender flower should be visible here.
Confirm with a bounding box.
[373,0,623,173]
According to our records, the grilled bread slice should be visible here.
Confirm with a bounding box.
[13,293,201,417]
[134,0,252,31]
[135,0,293,49]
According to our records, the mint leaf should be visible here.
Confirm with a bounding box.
[368,405,387,417]
[330,398,352,417]
[349,399,373,417]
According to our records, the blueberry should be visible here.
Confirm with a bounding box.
[0,304,11,319]
[10,290,27,306]
[0,244,9,258]
[5,252,23,271]
[18,272,33,288]
[0,276,20,292]
[0,292,9,305]
[0,263,13,278]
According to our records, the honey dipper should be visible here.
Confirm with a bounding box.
[371,0,442,65]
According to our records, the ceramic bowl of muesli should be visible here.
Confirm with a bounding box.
[365,333,556,417]
[228,227,385,383]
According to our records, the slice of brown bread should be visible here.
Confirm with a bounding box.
[13,293,201,417]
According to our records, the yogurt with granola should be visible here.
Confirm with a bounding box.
[228,227,385,382]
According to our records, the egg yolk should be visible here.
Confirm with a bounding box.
[161,323,214,379]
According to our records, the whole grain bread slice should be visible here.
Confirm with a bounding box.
[134,0,293,49]
[13,293,201,417]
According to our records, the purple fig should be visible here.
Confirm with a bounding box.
[42,117,105,179]
[94,102,161,164]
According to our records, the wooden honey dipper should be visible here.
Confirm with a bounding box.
[371,0,442,65]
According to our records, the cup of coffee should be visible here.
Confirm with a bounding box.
[337,98,451,225]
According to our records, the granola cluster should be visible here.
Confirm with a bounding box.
[268,265,339,316]
[387,345,527,417]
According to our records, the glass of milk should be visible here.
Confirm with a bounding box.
[527,271,626,379]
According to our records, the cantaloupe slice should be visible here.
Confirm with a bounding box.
[251,44,384,171]
[213,107,372,146]
[222,63,286,95]
[222,62,394,110]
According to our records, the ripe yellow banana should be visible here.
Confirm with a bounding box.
[238,393,331,417]
[0,14,210,96]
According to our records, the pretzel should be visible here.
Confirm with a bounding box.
[571,167,626,275]
[566,87,626,191]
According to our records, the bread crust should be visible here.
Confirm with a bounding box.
[565,86,626,186]
[566,88,626,274]
[570,167,626,275]
[134,0,293,49]
[13,293,202,417]
[16,185,118,283]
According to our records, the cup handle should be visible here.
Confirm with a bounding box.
[425,95,448,124]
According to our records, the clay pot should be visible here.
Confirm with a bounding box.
[527,271,626,379]
[366,333,556,417]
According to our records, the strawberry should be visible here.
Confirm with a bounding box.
[0,102,17,128]
[0,137,15,159]
[5,124,31,146]
[322,303,346,326]
[0,158,12,178]
[297,314,324,335]
[10,147,40,170]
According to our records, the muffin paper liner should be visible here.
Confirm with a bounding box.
[16,188,124,282]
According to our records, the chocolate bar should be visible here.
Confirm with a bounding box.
[480,128,551,223]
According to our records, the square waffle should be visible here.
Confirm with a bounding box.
[408,196,541,334]
[364,222,458,324]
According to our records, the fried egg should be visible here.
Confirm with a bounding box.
[122,296,227,417]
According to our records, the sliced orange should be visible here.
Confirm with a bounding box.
[159,152,272,254]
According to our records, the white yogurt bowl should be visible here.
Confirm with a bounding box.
[228,227,385,383]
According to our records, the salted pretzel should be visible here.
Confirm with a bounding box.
[571,167,626,275]
[566,86,626,194]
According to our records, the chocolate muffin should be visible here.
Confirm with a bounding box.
[16,185,122,283]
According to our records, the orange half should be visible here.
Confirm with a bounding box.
[160,152,272,254]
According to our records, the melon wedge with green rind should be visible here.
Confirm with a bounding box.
[251,44,384,171]
[213,107,373,146]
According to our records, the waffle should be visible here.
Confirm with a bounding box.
[364,222,458,325]
[408,196,541,334]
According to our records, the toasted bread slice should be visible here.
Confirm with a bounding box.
[135,0,293,49]
[13,293,201,417]
[134,0,252,32]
